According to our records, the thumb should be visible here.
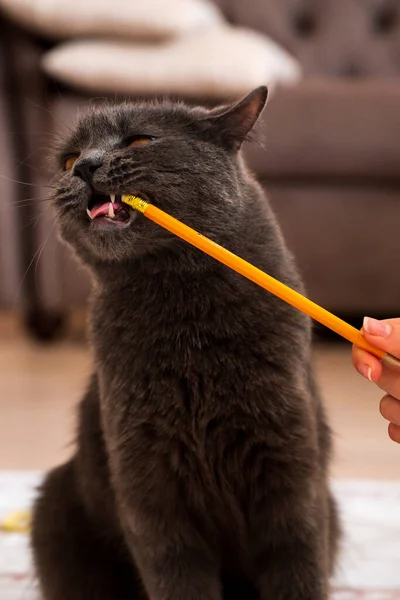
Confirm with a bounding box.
[362,317,400,359]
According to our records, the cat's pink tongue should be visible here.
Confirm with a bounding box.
[89,202,118,219]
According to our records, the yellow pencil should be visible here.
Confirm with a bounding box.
[123,195,400,369]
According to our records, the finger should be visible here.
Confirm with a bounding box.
[352,344,400,398]
[362,317,400,359]
[358,317,400,398]
[352,345,382,382]
[380,395,400,427]
[388,423,400,444]
[376,363,400,401]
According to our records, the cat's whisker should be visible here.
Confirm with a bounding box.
[8,131,60,138]
[15,160,42,174]
[56,193,80,205]
[18,216,41,232]
[33,218,56,284]
[25,98,75,136]
[0,173,57,189]
[12,220,57,308]
[58,201,80,217]
[18,208,52,233]
[11,197,52,207]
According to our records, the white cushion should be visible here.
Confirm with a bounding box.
[42,27,301,99]
[0,0,222,41]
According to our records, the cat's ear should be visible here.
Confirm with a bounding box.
[201,86,268,150]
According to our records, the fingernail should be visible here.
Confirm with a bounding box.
[363,317,392,338]
[357,364,373,381]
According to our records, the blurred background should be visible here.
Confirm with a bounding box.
[0,0,399,597]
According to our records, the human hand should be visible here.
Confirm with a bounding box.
[352,317,400,443]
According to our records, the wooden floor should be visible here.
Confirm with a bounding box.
[0,317,398,479]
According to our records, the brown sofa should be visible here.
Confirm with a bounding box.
[1,0,400,338]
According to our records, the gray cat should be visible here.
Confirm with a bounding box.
[31,87,340,600]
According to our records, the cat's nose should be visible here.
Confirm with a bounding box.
[73,158,102,184]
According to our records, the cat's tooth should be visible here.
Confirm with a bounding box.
[108,202,115,218]
[110,194,115,203]
[86,208,93,220]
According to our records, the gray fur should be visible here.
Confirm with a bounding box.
[32,87,340,600]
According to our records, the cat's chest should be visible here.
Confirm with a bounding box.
[90,279,257,377]
[91,298,263,435]
[92,309,212,380]
[89,275,295,424]
[93,316,247,415]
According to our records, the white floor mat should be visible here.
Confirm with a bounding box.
[1,472,399,599]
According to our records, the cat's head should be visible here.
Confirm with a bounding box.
[52,86,268,266]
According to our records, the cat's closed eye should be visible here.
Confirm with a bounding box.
[127,135,154,148]
[64,154,80,171]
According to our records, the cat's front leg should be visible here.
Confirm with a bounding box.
[250,507,330,600]
[124,523,222,600]
[254,537,329,600]
[109,430,223,600]
[251,486,331,600]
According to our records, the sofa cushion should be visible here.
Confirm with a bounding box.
[222,0,400,78]
[0,0,222,41]
[268,183,400,313]
[41,27,301,99]
[246,79,400,179]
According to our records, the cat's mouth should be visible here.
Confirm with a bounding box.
[86,193,133,226]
